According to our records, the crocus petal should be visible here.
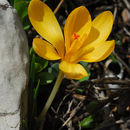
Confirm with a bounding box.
[83,11,114,49]
[59,61,88,79]
[33,38,61,60]
[64,6,92,52]
[64,35,86,62]
[28,0,64,57]
[69,33,87,53]
[69,47,94,63]
[79,40,115,62]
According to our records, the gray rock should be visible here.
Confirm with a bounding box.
[0,0,29,130]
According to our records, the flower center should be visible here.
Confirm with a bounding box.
[74,33,80,40]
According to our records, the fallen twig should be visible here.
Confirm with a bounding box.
[94,86,130,90]
[54,0,64,14]
[123,0,130,10]
[56,94,70,113]
[63,99,74,118]
[113,4,117,21]
[90,78,130,85]
[60,101,83,130]
[123,27,130,36]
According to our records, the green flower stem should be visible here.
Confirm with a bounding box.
[38,70,64,122]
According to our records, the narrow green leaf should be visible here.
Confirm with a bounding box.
[75,88,84,93]
[36,72,54,85]
[33,80,40,100]
[35,63,45,73]
[14,1,29,18]
[30,47,35,56]
[35,56,48,69]
[34,56,48,73]
[14,0,31,30]
[23,16,31,30]
[80,115,94,128]
[31,80,40,118]
[22,120,28,130]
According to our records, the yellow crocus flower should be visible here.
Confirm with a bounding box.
[28,0,115,80]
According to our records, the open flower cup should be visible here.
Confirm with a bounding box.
[28,0,115,80]
[28,0,115,122]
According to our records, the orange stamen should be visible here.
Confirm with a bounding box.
[74,33,80,40]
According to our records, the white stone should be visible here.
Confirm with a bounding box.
[0,0,9,5]
[0,0,29,130]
